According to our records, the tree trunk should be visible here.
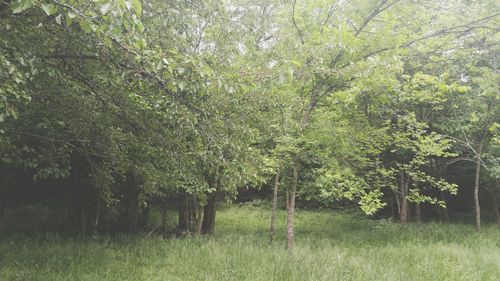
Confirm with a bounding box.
[187,198,193,231]
[138,205,150,230]
[0,203,5,235]
[71,183,88,237]
[201,194,217,234]
[269,171,280,244]
[201,168,223,235]
[390,194,396,221]
[177,194,189,235]
[491,186,500,227]
[399,172,410,225]
[439,190,449,223]
[193,203,204,235]
[286,164,298,250]
[126,185,139,233]
[400,197,408,224]
[415,203,421,223]
[91,198,101,236]
[393,188,400,222]
[0,178,5,235]
[474,156,482,232]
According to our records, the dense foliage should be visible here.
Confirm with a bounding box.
[0,0,498,244]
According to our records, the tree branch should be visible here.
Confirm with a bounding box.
[355,0,400,37]
[320,0,339,34]
[292,0,305,45]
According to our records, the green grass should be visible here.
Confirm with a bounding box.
[1,206,499,281]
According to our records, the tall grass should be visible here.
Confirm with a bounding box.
[1,205,499,281]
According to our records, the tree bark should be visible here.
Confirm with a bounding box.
[286,164,298,250]
[139,205,150,230]
[0,202,5,235]
[201,168,223,235]
[193,203,204,235]
[415,202,421,223]
[177,194,189,235]
[390,194,398,221]
[393,188,400,222]
[91,198,101,236]
[399,172,410,225]
[491,186,500,227]
[269,171,280,244]
[201,194,217,234]
[439,190,449,223]
[0,179,5,235]
[71,183,88,236]
[473,150,482,232]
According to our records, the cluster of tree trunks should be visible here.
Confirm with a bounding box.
[67,164,229,237]
[393,172,450,224]
[175,193,219,236]
[174,168,225,236]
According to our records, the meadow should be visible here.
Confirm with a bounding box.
[1,206,499,281]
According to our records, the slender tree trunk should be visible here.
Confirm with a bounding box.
[128,185,139,233]
[91,198,101,236]
[400,197,408,224]
[491,186,500,227]
[139,205,150,230]
[393,189,400,222]
[0,202,5,235]
[439,190,449,223]
[269,171,280,244]
[0,179,5,235]
[415,203,421,223]
[474,155,482,232]
[399,172,410,225]
[72,184,89,237]
[287,164,298,250]
[187,198,193,231]
[390,195,395,220]
[177,194,189,235]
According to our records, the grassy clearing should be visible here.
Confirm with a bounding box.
[1,206,499,281]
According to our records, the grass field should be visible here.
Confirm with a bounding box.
[1,205,499,281]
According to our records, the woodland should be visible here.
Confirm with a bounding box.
[0,0,499,280]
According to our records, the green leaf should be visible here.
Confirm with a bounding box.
[100,2,111,15]
[11,109,18,119]
[131,0,142,15]
[11,0,34,14]
[136,21,145,33]
[55,14,62,24]
[124,0,132,11]
[41,3,57,16]
[67,11,77,19]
